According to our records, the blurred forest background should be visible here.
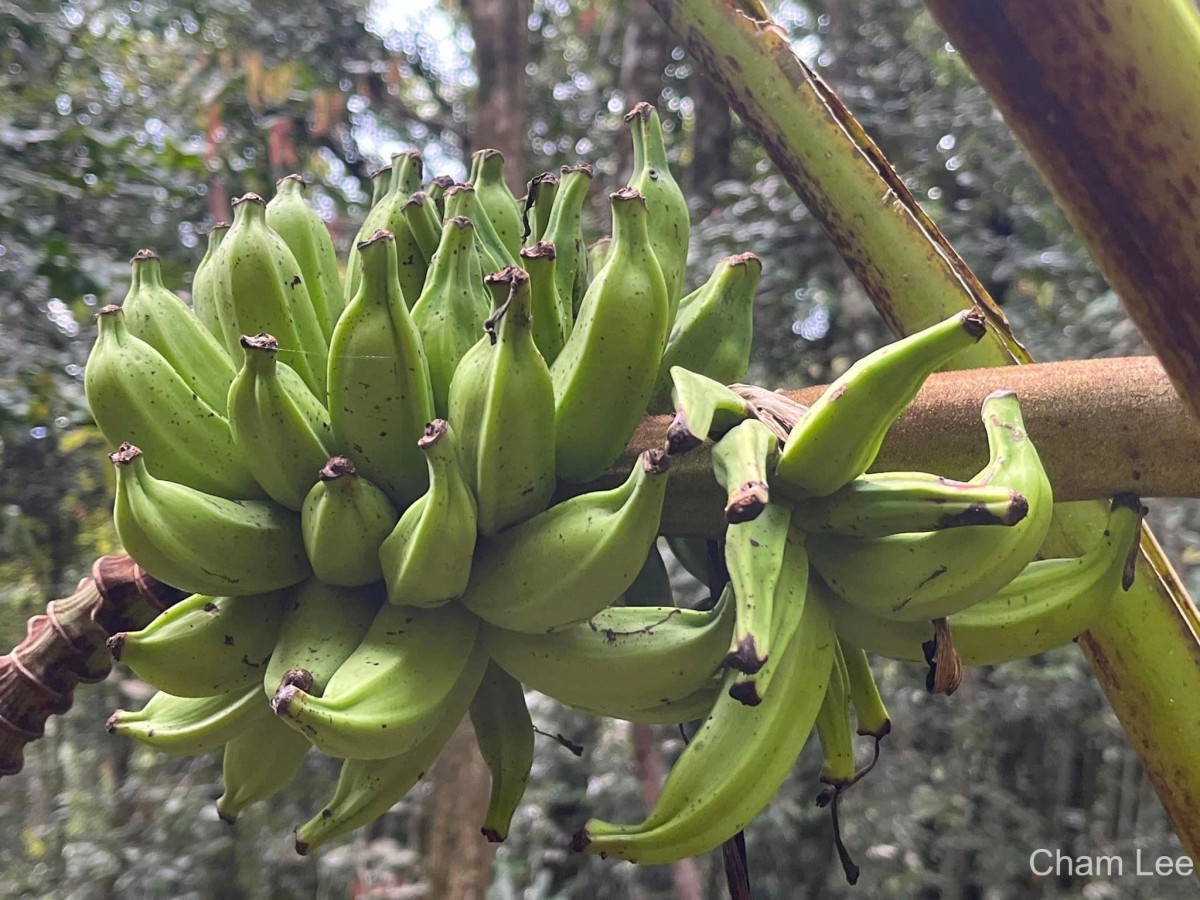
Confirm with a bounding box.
[2,0,1198,897]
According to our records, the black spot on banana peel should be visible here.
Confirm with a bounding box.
[1111,492,1146,590]
[569,830,592,853]
[723,634,766,676]
[935,491,1028,529]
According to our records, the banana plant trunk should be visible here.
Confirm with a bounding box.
[650,0,1200,857]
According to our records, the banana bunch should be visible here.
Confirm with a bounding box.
[87,103,1131,881]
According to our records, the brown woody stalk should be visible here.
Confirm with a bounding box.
[0,556,186,777]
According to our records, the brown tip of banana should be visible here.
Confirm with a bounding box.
[403,189,429,209]
[419,419,449,448]
[623,100,654,122]
[610,186,646,205]
[279,668,315,694]
[569,830,592,852]
[482,827,505,843]
[276,173,305,187]
[106,633,126,660]
[666,413,702,455]
[520,241,556,260]
[294,833,310,856]
[428,173,453,189]
[104,712,122,733]
[208,221,231,233]
[216,801,237,824]
[443,181,475,197]
[728,680,763,706]
[319,455,356,481]
[96,304,122,318]
[1114,492,1146,590]
[357,228,394,250]
[726,251,760,267]
[131,248,159,262]
[856,720,892,740]
[231,192,265,207]
[240,333,279,352]
[724,635,766,674]
[271,682,303,717]
[108,443,142,466]
[960,308,987,339]
[560,163,594,177]
[642,448,670,475]
[935,494,1027,529]
[725,482,769,524]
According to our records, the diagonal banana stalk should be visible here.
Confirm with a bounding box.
[650,0,1200,855]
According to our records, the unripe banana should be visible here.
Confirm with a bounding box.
[344,150,425,306]
[462,449,672,633]
[403,190,443,262]
[622,542,672,605]
[272,601,481,760]
[542,164,593,324]
[469,661,534,842]
[524,171,558,244]
[624,102,690,316]
[720,501,792,676]
[792,471,1029,538]
[85,306,263,499]
[665,366,750,455]
[369,164,392,207]
[774,310,988,499]
[264,579,383,696]
[520,241,569,365]
[442,181,515,273]
[711,417,778,524]
[823,494,1143,666]
[664,536,718,588]
[301,456,399,587]
[647,252,761,413]
[815,639,857,787]
[121,248,235,413]
[105,683,264,755]
[469,148,523,259]
[448,266,556,535]
[427,173,455,215]
[213,193,328,397]
[808,390,1053,622]
[227,333,335,511]
[587,236,612,276]
[267,174,345,341]
[216,701,311,822]
[191,222,230,343]
[841,640,891,739]
[107,591,287,696]
[327,229,435,508]
[411,216,491,417]
[575,583,836,865]
[378,419,478,607]
[482,588,733,711]
[109,443,309,595]
[552,188,670,483]
[568,680,723,724]
[292,640,488,855]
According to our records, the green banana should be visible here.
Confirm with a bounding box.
[774,310,988,499]
[665,366,750,455]
[441,180,518,272]
[541,163,593,324]
[815,639,857,788]
[109,443,309,595]
[648,253,760,413]
[664,536,718,588]
[792,471,1029,538]
[378,419,478,607]
[523,171,558,244]
[121,248,235,414]
[551,187,670,483]
[575,583,836,865]
[841,640,892,739]
[427,173,454,214]
[520,241,568,365]
[482,588,733,712]
[447,265,556,535]
[271,601,481,760]
[264,579,383,696]
[213,193,328,398]
[191,222,230,343]
[808,390,1054,622]
[462,449,672,633]
[728,525,809,705]
[622,542,672,605]
[293,641,488,855]
[370,164,392,207]
[107,590,286,696]
[469,661,534,842]
[266,174,344,341]
[344,150,425,306]
[624,101,690,316]
[301,456,399,587]
[711,417,778,524]
[227,333,335,511]
[469,148,523,259]
[411,215,491,417]
[721,501,793,676]
[216,701,311,822]
[327,229,435,509]
[105,683,264,755]
[403,190,443,263]
[85,306,262,499]
[568,680,722,724]
[587,236,612,276]
[823,494,1143,666]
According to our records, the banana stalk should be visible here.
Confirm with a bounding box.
[651,0,1200,855]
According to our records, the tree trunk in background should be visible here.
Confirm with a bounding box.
[615,0,674,188]
[466,0,530,191]
[687,72,732,209]
[422,718,494,900]
[630,723,704,900]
